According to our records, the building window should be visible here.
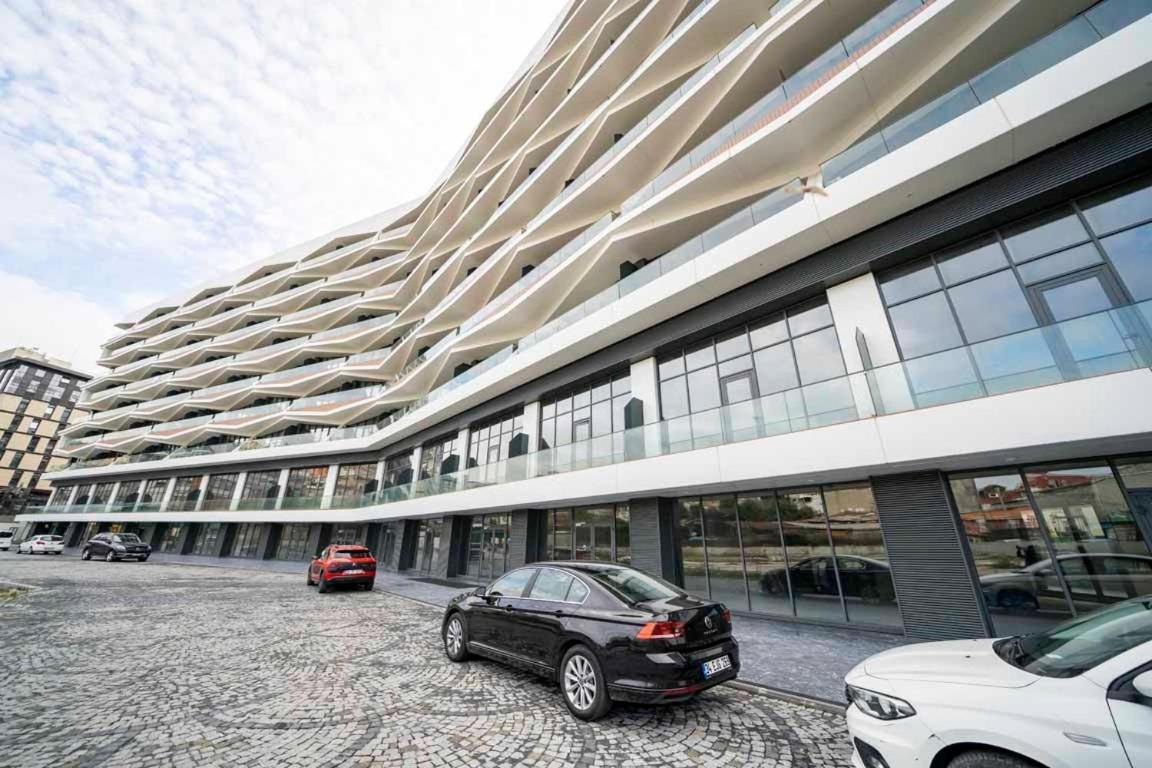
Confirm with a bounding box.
[191,523,223,556]
[412,519,443,574]
[950,461,1152,636]
[332,463,377,504]
[658,298,849,437]
[467,412,526,468]
[240,470,280,510]
[232,524,263,558]
[332,525,366,545]
[138,478,169,511]
[542,504,630,564]
[168,476,203,512]
[879,174,1152,376]
[382,453,412,489]
[465,514,511,582]
[283,466,328,506]
[201,474,238,511]
[89,482,115,507]
[160,524,185,553]
[539,373,632,450]
[673,485,901,629]
[419,436,460,482]
[276,524,313,560]
[26,436,40,454]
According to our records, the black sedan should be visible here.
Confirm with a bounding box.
[81,532,151,562]
[441,561,739,720]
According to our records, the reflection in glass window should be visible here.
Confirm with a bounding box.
[543,505,629,564]
[240,470,280,509]
[677,485,899,629]
[276,523,313,560]
[232,523,263,558]
[333,463,376,500]
[420,435,460,480]
[201,474,238,511]
[1002,211,1089,263]
[468,411,526,468]
[284,466,328,501]
[465,514,510,582]
[887,292,962,357]
[191,523,223,556]
[947,270,1037,342]
[160,523,185,553]
[540,373,631,450]
[1100,224,1152,301]
[168,476,203,511]
[530,568,575,601]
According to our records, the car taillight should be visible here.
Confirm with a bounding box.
[722,608,731,624]
[636,620,686,640]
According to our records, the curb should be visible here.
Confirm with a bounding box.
[725,679,845,715]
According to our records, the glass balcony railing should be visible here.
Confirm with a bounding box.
[45,299,1152,512]
[821,0,1149,186]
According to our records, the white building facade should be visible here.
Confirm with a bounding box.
[22,0,1152,640]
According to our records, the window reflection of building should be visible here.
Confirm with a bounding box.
[673,485,901,629]
[466,514,511,582]
[951,461,1152,636]
[542,505,630,565]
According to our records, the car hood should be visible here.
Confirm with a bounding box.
[862,639,1037,689]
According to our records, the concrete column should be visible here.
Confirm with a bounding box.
[508,510,545,569]
[827,273,902,419]
[158,477,177,513]
[229,472,247,512]
[321,464,340,509]
[629,357,659,424]
[104,482,122,512]
[274,468,290,510]
[455,427,470,490]
[192,474,211,512]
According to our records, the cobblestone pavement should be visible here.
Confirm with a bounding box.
[0,555,853,768]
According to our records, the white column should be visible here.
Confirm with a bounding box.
[522,401,541,478]
[373,460,385,494]
[229,472,247,512]
[64,485,79,509]
[321,464,340,509]
[826,272,903,419]
[104,481,122,512]
[192,474,211,512]
[410,446,423,482]
[455,427,470,490]
[630,356,661,458]
[274,468,291,510]
[158,477,177,513]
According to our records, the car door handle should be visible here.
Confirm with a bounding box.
[502,604,514,612]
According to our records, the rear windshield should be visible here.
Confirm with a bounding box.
[40,535,63,542]
[334,549,371,559]
[0,532,13,538]
[583,567,681,605]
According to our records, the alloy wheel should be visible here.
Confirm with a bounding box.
[564,654,597,711]
[446,618,463,656]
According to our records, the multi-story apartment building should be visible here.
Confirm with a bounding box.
[21,0,1152,640]
[0,348,88,520]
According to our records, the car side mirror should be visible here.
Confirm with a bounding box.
[471,586,486,597]
[1133,671,1152,700]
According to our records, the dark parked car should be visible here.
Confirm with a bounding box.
[81,532,151,562]
[759,555,896,603]
[441,562,739,721]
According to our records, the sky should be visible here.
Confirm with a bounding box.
[0,0,568,374]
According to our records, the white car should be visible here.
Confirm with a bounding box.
[17,534,65,555]
[844,596,1152,768]
[0,530,14,551]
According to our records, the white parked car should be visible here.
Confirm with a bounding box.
[17,534,65,555]
[0,530,14,551]
[845,596,1152,768]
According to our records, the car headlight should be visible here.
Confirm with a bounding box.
[113,544,126,551]
[846,684,916,720]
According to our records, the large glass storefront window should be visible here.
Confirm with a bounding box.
[951,461,1152,635]
[539,373,632,450]
[231,523,263,558]
[276,523,313,560]
[200,474,238,511]
[466,514,511,582]
[159,523,185,553]
[382,453,412,489]
[138,478,169,511]
[283,466,328,507]
[412,518,443,574]
[420,435,460,490]
[168,476,203,512]
[331,524,366,546]
[542,505,630,564]
[468,412,526,468]
[332,463,376,504]
[880,174,1152,375]
[191,523,223,556]
[676,485,901,629]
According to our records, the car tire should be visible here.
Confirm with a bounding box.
[443,614,471,662]
[947,749,1037,768]
[997,589,1038,613]
[560,645,612,721]
[105,551,117,563]
[365,580,375,591]
[306,571,315,586]
[81,548,91,561]
[317,575,329,593]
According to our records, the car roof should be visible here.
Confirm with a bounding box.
[531,561,637,573]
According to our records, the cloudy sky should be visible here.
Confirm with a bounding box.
[0,0,567,373]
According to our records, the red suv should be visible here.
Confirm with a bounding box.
[307,545,377,592]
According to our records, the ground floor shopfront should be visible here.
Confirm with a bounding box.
[32,451,1152,641]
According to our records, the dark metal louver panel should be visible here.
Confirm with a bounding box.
[871,471,991,641]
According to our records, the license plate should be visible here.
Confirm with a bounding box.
[702,655,732,679]
[344,569,363,575]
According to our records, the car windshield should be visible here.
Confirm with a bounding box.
[581,566,681,606]
[996,596,1152,677]
[0,532,13,538]
[115,534,141,543]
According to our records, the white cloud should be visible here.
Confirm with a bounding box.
[0,0,567,366]
[0,270,129,375]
